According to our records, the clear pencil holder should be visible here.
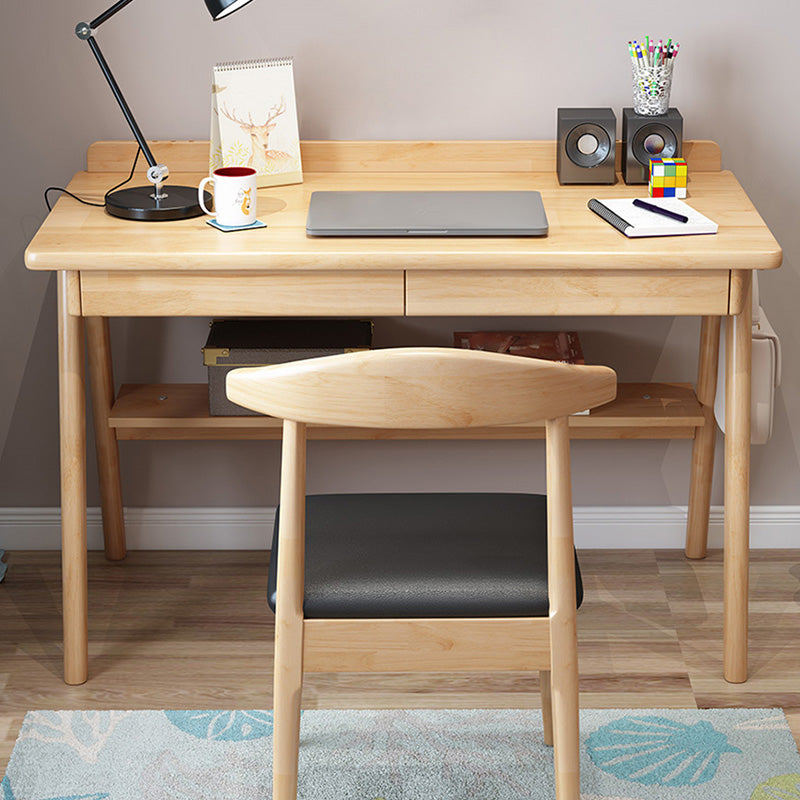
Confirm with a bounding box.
[631,64,673,115]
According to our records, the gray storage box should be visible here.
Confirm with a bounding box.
[203,319,372,416]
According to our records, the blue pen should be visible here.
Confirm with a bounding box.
[633,198,688,223]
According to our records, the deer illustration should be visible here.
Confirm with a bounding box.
[220,99,295,173]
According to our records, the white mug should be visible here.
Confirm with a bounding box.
[198,166,258,227]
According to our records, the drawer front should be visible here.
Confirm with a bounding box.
[406,269,730,316]
[81,271,405,316]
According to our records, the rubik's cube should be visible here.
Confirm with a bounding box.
[649,157,687,198]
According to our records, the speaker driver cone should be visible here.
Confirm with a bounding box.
[632,124,678,167]
[565,123,611,168]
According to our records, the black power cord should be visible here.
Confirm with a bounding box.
[44,147,142,212]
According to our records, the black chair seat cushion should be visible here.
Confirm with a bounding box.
[267,493,582,619]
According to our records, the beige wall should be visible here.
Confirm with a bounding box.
[1,0,798,512]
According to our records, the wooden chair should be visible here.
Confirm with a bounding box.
[226,347,617,800]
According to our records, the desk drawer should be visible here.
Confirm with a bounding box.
[406,269,730,316]
[81,271,405,316]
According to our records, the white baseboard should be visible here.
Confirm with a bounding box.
[0,507,276,551]
[1,505,798,551]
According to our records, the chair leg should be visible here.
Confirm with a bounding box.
[273,622,304,800]
[273,419,307,800]
[546,417,581,800]
[540,670,554,746]
[550,658,580,800]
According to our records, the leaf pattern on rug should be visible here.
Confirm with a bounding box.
[750,773,800,799]
[17,712,129,765]
[163,710,274,741]
[585,715,741,787]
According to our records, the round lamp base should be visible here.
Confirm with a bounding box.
[105,185,210,221]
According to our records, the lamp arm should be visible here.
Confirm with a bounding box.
[76,10,169,188]
[88,0,137,30]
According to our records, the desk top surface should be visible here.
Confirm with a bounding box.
[25,142,782,273]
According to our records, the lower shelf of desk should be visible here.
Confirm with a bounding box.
[109,382,705,440]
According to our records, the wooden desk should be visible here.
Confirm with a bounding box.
[25,140,782,687]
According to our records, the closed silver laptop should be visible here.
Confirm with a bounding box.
[306,190,548,236]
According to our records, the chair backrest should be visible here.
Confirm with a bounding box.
[226,347,616,428]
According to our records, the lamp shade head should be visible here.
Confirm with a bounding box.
[205,0,255,20]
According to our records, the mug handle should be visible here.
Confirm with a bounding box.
[198,177,214,215]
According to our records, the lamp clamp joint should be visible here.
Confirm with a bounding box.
[146,164,170,201]
[75,22,93,40]
[147,164,170,185]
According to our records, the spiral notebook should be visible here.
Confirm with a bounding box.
[210,57,302,188]
[588,197,718,237]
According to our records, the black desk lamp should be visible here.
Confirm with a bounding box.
[75,0,256,220]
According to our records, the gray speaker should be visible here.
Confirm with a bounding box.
[622,107,683,184]
[557,108,616,184]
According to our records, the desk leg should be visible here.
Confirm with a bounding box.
[86,317,126,561]
[58,272,88,685]
[724,272,751,683]
[686,316,721,559]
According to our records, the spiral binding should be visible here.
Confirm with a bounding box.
[215,57,293,71]
[587,199,631,234]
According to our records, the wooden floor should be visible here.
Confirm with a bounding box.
[2,549,799,773]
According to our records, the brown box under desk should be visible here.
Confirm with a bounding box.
[203,319,372,416]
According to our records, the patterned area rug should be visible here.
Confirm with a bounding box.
[3,708,800,799]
